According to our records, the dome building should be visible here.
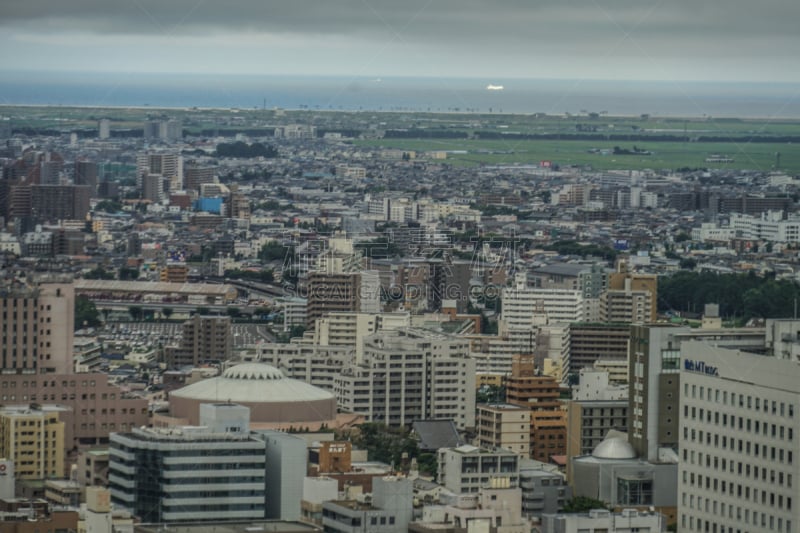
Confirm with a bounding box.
[167,363,338,429]
[569,432,677,521]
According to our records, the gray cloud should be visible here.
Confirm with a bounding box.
[1,0,798,80]
[2,0,797,42]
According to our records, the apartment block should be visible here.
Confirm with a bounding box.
[607,259,657,322]
[306,272,362,328]
[506,355,567,463]
[567,322,631,376]
[166,315,232,367]
[437,445,519,494]
[0,405,66,480]
[334,329,476,429]
[476,403,531,457]
[256,342,353,392]
[0,275,75,374]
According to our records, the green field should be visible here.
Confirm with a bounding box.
[3,104,800,173]
[355,138,800,173]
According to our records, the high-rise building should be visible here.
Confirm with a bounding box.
[30,184,91,221]
[136,152,182,192]
[110,404,267,523]
[0,404,66,480]
[505,355,567,463]
[629,322,768,465]
[334,329,476,429]
[166,315,232,367]
[74,161,98,193]
[184,163,217,192]
[143,119,182,142]
[97,119,110,140]
[628,324,685,462]
[0,275,75,374]
[600,287,653,323]
[567,322,631,376]
[607,259,657,322]
[141,173,166,203]
[530,262,609,299]
[306,272,381,328]
[678,341,800,532]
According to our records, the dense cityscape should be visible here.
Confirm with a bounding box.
[0,105,798,533]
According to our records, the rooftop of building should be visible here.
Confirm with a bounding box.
[412,420,465,451]
[124,425,257,443]
[133,521,320,533]
[170,362,334,404]
[477,403,525,410]
[531,263,598,276]
[446,444,518,456]
[0,404,70,416]
[74,279,233,295]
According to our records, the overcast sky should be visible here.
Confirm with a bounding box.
[1,0,798,82]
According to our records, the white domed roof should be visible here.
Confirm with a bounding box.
[171,363,334,404]
[591,437,637,460]
[223,363,285,380]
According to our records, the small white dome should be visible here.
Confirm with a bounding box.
[591,437,637,460]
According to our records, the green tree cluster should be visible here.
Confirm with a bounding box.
[84,267,115,280]
[560,496,609,513]
[354,238,402,259]
[216,141,278,158]
[259,242,290,262]
[658,271,800,323]
[118,267,140,280]
[543,241,617,261]
[225,269,274,283]
[74,296,101,330]
[351,423,420,471]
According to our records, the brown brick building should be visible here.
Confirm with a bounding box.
[506,355,567,463]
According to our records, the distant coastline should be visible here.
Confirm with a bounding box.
[1,72,799,118]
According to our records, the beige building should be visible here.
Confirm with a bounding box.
[437,445,519,494]
[566,399,628,480]
[476,404,531,456]
[158,262,188,283]
[600,288,652,323]
[255,342,353,392]
[335,329,476,430]
[1,275,75,374]
[567,323,631,377]
[311,311,409,362]
[168,363,338,429]
[506,355,567,463]
[0,405,66,480]
[306,272,362,328]
[607,259,657,322]
[166,315,232,367]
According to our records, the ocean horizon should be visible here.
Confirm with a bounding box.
[1,71,799,119]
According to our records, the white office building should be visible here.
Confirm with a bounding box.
[334,328,476,429]
[109,404,266,523]
[678,341,800,533]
